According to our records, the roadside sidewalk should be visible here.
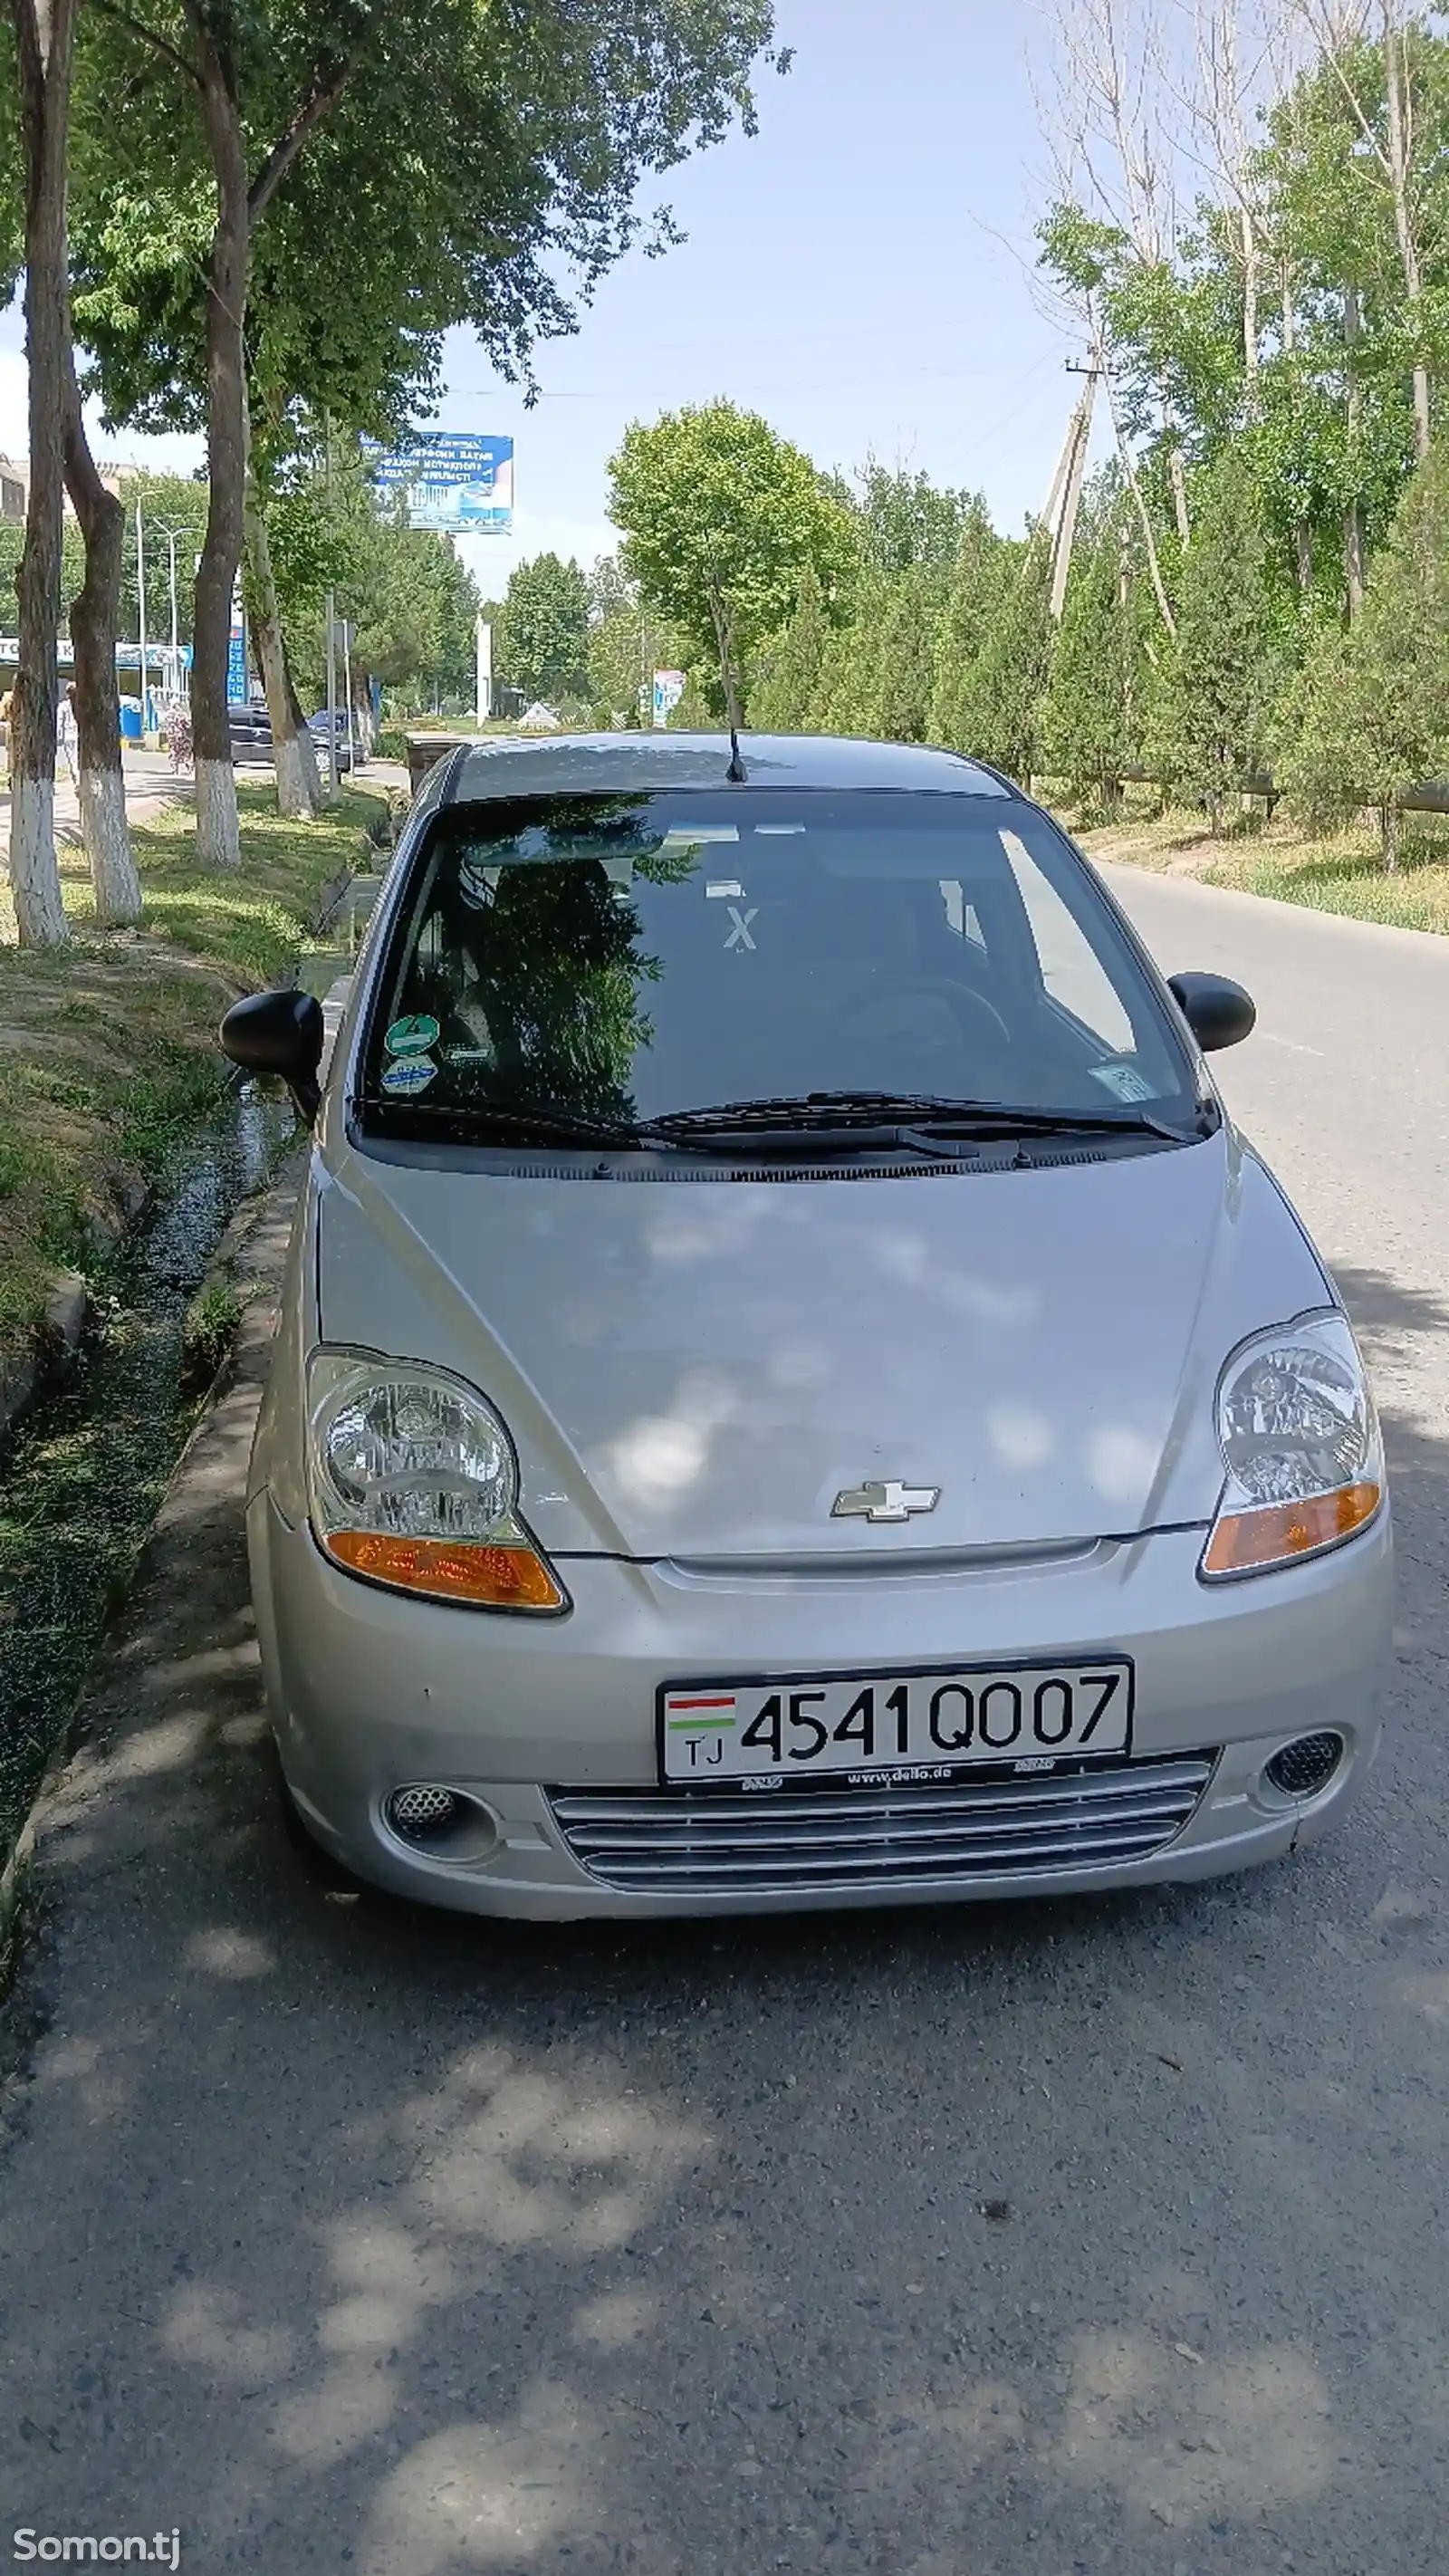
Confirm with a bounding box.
[0,747,189,861]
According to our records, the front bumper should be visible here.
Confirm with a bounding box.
[248,1497,1393,1919]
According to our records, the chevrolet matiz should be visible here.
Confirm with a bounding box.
[221,734,1392,1918]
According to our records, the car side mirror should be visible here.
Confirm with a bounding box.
[220,987,325,1124]
[1167,971,1256,1053]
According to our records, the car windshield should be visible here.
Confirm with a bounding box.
[358,788,1198,1136]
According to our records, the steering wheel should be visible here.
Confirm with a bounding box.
[841,974,1012,1050]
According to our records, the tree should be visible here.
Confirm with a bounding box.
[931,537,1054,783]
[749,563,830,731]
[855,463,981,575]
[584,557,667,729]
[72,0,781,860]
[1275,437,1449,866]
[496,553,590,704]
[1149,450,1283,830]
[863,563,949,745]
[1037,492,1142,806]
[928,504,1009,749]
[608,401,858,727]
[63,374,141,921]
[6,0,78,945]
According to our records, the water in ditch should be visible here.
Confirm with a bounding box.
[0,1080,298,1866]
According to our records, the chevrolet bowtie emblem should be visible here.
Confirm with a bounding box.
[831,1479,941,1525]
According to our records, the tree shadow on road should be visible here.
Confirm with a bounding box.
[3,1259,1448,2574]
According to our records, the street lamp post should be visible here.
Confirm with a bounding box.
[149,524,187,705]
[136,503,149,738]
[150,525,183,652]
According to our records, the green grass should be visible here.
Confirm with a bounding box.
[1068,791,1449,937]
[0,780,385,1378]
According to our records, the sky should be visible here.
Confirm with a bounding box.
[0,0,1100,595]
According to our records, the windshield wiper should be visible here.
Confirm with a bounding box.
[645,1091,1201,1146]
[359,1095,655,1150]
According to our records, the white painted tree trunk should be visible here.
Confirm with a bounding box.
[244,471,317,821]
[195,754,241,870]
[79,764,141,925]
[10,774,69,945]
[295,716,323,804]
[272,724,312,818]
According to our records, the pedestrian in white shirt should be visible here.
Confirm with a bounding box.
[57,681,80,783]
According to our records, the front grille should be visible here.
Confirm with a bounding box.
[549,1753,1218,1896]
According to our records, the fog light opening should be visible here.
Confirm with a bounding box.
[1264,1732,1345,1801]
[383,1784,500,1861]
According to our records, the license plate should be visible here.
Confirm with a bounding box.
[658,1658,1134,1788]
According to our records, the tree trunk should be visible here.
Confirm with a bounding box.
[1241,206,1259,380]
[244,467,316,818]
[1384,15,1431,459]
[1381,801,1399,870]
[7,0,77,947]
[1102,369,1176,637]
[284,651,324,802]
[1293,520,1313,596]
[1344,285,1367,621]
[705,579,745,735]
[62,343,141,926]
[189,53,249,870]
[1167,442,1191,547]
[348,666,375,761]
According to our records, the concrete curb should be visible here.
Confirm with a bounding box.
[0,1161,301,1994]
[0,1269,91,1457]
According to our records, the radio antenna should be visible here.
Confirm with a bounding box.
[706,568,748,783]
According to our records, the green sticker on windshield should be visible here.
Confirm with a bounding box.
[386,1014,440,1057]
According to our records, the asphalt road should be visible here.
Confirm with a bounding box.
[2,868,1447,2576]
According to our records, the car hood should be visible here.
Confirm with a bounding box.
[316,1129,1332,1562]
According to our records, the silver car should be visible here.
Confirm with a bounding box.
[222,734,1392,1919]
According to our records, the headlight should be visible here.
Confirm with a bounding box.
[1201,1310,1384,1579]
[305,1350,567,1611]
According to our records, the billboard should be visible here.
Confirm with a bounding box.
[652,669,686,728]
[373,433,514,535]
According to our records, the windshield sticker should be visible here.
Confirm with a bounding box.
[662,824,739,850]
[705,879,744,899]
[1090,1058,1156,1103]
[385,1014,440,1057]
[380,1053,437,1098]
[754,822,805,834]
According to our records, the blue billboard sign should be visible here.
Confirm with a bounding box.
[373,433,514,534]
[226,624,247,705]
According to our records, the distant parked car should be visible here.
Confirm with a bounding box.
[228,699,273,765]
[309,709,355,774]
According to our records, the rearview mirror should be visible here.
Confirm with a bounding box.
[220,987,325,1124]
[1167,971,1256,1053]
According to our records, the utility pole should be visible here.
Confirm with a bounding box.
[149,524,185,704]
[341,614,355,774]
[136,502,149,737]
[475,614,493,724]
[323,409,339,797]
[325,592,339,797]
[1048,358,1105,622]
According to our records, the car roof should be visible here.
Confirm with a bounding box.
[446,732,1015,803]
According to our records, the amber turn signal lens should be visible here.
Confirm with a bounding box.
[325,1531,565,1609]
[1202,1483,1381,1578]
